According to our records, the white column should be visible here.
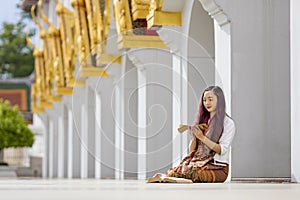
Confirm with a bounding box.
[115,81,125,180]
[123,58,138,179]
[71,87,83,178]
[57,115,64,178]
[214,21,232,182]
[80,102,88,178]
[149,2,190,172]
[95,93,101,179]
[291,0,300,183]
[137,68,147,180]
[41,114,48,178]
[67,108,73,178]
[48,107,59,178]
[48,120,54,178]
[172,55,183,167]
[112,61,125,180]
[95,78,115,179]
[180,15,190,158]
[181,56,189,159]
[132,49,173,179]
[84,86,96,178]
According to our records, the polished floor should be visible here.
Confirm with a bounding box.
[0,179,299,200]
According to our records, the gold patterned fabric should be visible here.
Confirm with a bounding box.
[167,154,229,183]
[166,123,228,183]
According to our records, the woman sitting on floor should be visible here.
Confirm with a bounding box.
[167,86,236,183]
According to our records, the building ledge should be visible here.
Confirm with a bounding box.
[231,178,291,183]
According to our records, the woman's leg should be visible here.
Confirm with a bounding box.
[188,164,229,183]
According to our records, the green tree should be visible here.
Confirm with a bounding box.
[0,20,34,78]
[0,99,35,165]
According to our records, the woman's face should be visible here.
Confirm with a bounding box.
[203,90,218,114]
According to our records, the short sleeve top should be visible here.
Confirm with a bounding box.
[213,115,236,164]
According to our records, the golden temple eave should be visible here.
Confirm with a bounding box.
[79,67,110,77]
[147,11,181,29]
[117,34,168,49]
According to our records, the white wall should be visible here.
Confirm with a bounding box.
[291,0,300,183]
[215,0,291,178]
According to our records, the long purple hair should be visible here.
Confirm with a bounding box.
[194,86,226,143]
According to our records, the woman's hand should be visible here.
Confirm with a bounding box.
[191,126,205,141]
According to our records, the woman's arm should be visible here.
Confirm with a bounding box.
[192,126,222,154]
[202,136,221,154]
[189,137,197,152]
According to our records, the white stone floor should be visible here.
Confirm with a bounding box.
[0,179,299,200]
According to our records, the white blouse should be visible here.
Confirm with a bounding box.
[213,115,236,164]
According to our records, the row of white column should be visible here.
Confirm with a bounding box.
[41,43,221,179]
[40,0,227,180]
[41,0,299,182]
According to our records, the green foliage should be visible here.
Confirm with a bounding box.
[0,99,34,150]
[0,20,34,78]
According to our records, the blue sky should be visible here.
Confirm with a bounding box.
[0,0,23,26]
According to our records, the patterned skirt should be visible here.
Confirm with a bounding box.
[166,152,229,183]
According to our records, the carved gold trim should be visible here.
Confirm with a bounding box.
[48,95,62,102]
[56,0,76,89]
[38,0,68,99]
[97,53,121,64]
[113,0,170,49]
[146,0,181,28]
[30,5,53,109]
[114,0,133,34]
[79,67,109,77]
[71,0,92,66]
[57,87,74,96]
[68,79,86,87]
[32,107,44,113]
[102,0,111,43]
[131,0,151,20]
[48,25,65,89]
[85,0,103,55]
[96,0,122,66]
[40,101,53,108]
[31,84,40,112]
[118,34,167,49]
[147,10,181,28]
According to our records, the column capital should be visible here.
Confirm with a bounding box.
[127,52,147,72]
[198,0,230,27]
[157,26,182,54]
